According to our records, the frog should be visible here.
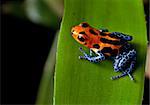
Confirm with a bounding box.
[71,22,136,81]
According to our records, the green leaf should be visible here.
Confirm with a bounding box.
[54,0,147,104]
[44,0,64,17]
[36,33,58,105]
[2,0,60,28]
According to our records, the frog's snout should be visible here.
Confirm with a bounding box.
[71,30,74,35]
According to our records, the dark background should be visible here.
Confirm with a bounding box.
[1,14,56,104]
[1,0,149,104]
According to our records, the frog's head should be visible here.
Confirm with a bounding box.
[71,22,90,45]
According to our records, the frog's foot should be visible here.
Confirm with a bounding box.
[111,61,135,80]
[110,32,132,41]
[111,71,132,80]
[112,49,136,80]
[79,47,105,63]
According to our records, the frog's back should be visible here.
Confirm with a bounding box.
[71,22,130,57]
[88,30,128,57]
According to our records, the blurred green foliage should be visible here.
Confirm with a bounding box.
[2,0,64,28]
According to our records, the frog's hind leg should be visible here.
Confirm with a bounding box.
[79,47,105,63]
[111,71,130,80]
[112,49,136,80]
[111,61,135,80]
[110,32,132,41]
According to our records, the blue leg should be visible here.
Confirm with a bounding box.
[79,47,105,63]
[110,32,132,41]
[111,71,129,80]
[111,61,135,80]
[112,49,136,80]
[120,43,132,54]
[126,61,136,80]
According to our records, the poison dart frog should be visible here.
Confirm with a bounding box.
[71,22,136,80]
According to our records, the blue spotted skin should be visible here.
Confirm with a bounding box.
[112,49,136,80]
[79,47,105,63]
[79,47,136,80]
[111,32,132,41]
[78,28,136,81]
[72,24,137,81]
[100,29,132,41]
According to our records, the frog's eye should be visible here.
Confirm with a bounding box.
[80,22,89,28]
[71,29,74,35]
[78,35,85,42]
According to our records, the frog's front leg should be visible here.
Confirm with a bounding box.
[90,49,93,56]
[111,49,136,81]
[79,47,105,63]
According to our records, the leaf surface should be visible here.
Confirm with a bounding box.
[55,0,147,104]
